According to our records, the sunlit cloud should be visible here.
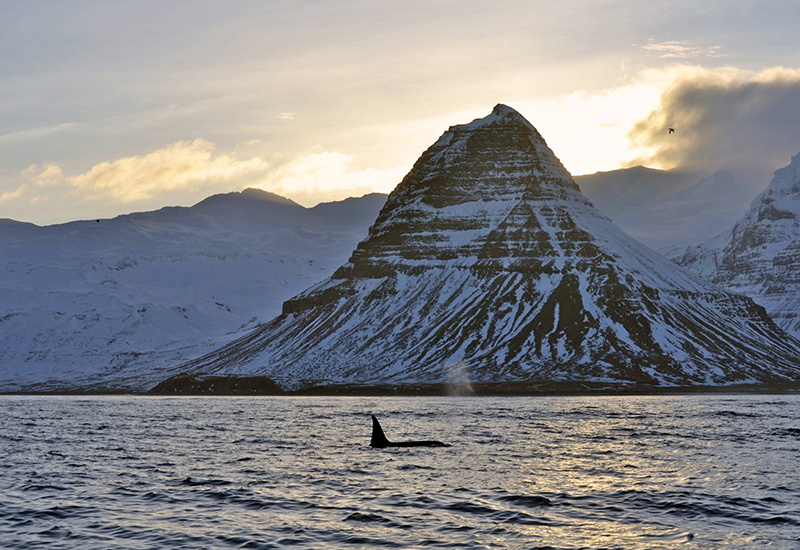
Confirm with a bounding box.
[508,68,686,175]
[23,164,64,187]
[0,184,27,204]
[2,0,798,226]
[639,40,727,59]
[0,122,76,144]
[5,63,800,223]
[8,142,405,213]
[627,65,800,180]
[67,139,270,203]
[256,151,406,205]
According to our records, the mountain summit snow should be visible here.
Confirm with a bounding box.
[181,105,800,388]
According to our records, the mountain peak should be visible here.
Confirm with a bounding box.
[340,104,586,274]
[492,103,518,115]
[694,169,737,191]
[180,109,800,388]
[449,103,536,135]
[428,104,573,188]
[240,188,300,206]
[192,188,302,213]
[710,168,736,179]
[770,152,800,190]
[747,153,800,210]
[483,103,528,124]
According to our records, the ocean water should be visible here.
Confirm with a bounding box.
[1,395,798,549]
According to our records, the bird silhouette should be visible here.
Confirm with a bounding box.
[668,128,675,134]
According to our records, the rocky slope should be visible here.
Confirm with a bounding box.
[674,154,800,337]
[0,190,386,391]
[181,105,800,388]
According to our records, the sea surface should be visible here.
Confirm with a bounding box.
[1,395,798,549]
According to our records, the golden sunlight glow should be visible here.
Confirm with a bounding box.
[9,65,793,217]
[255,152,407,206]
[68,139,269,203]
[511,69,683,175]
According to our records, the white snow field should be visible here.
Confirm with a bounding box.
[0,189,386,390]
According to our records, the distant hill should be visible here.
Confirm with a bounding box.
[576,166,697,217]
[576,166,754,250]
[0,189,387,391]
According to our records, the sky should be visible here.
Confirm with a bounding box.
[1,0,800,224]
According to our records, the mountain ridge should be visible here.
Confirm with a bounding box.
[674,153,800,337]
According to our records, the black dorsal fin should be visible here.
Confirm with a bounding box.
[370,415,391,448]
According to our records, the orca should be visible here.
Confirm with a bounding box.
[369,415,450,448]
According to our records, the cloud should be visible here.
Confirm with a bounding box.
[274,112,297,120]
[640,40,726,59]
[508,68,681,175]
[0,122,76,144]
[627,66,800,182]
[256,151,406,205]
[23,164,64,187]
[67,139,269,203]
[8,141,404,213]
[0,184,27,204]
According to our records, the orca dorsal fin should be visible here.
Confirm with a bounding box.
[370,415,391,448]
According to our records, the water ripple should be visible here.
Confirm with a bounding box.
[1,394,799,548]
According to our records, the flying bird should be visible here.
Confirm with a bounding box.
[668,128,675,134]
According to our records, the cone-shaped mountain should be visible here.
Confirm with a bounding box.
[180,105,800,387]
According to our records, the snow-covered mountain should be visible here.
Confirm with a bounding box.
[674,154,800,337]
[181,105,800,389]
[576,167,751,250]
[0,189,386,391]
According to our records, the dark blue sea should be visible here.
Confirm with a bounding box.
[1,395,798,549]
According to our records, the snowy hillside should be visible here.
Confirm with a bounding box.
[674,154,800,337]
[0,189,386,391]
[181,105,800,389]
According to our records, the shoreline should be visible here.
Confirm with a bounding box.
[3,376,799,397]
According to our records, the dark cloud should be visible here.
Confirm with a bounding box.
[628,68,800,186]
